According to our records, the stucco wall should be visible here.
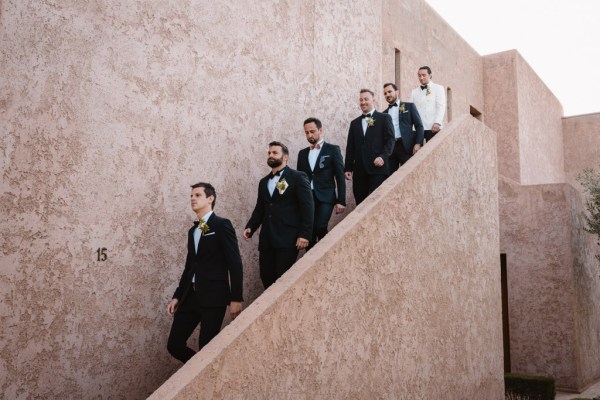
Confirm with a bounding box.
[563,112,600,187]
[0,1,382,398]
[150,115,503,400]
[499,177,580,389]
[567,185,600,389]
[516,53,565,185]
[484,51,521,183]
[382,0,484,121]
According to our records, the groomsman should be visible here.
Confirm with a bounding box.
[243,141,314,288]
[166,182,243,363]
[297,117,346,247]
[344,89,395,205]
[409,66,446,143]
[383,83,424,173]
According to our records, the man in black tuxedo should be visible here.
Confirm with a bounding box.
[344,88,395,205]
[297,117,346,248]
[243,141,314,288]
[166,182,244,363]
[383,82,424,173]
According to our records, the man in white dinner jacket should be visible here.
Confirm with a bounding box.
[409,66,446,143]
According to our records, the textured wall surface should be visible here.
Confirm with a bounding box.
[563,112,600,187]
[516,54,565,185]
[0,0,380,398]
[567,185,600,389]
[499,177,578,387]
[483,51,521,183]
[149,116,504,400]
[484,51,565,185]
[382,0,484,120]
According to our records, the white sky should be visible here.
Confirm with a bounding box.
[423,0,600,116]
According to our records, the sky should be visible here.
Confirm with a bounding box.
[423,0,600,116]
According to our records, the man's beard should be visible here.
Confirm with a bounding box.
[267,157,283,168]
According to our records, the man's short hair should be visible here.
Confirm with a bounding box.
[418,66,432,75]
[383,83,398,91]
[190,182,216,208]
[269,141,289,156]
[303,117,322,129]
[360,88,375,97]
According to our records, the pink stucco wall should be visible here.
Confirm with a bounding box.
[499,176,578,388]
[382,0,484,118]
[516,54,565,185]
[484,50,565,185]
[563,112,600,187]
[0,0,380,398]
[150,115,504,400]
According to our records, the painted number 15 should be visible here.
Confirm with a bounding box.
[96,247,108,261]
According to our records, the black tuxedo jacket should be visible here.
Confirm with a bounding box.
[296,142,346,206]
[172,213,243,307]
[383,101,424,153]
[344,110,395,175]
[245,166,314,250]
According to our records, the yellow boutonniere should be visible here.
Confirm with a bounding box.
[275,178,288,194]
[399,103,405,112]
[195,218,209,234]
[426,87,431,95]
[366,117,375,127]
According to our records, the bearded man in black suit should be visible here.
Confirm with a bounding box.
[382,82,424,173]
[243,141,314,289]
[344,88,395,204]
[297,117,346,248]
[166,182,244,363]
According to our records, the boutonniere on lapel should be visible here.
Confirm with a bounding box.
[399,103,406,112]
[194,218,210,235]
[366,116,375,127]
[426,87,431,95]
[275,178,288,194]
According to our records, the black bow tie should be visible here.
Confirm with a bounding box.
[420,85,428,90]
[362,114,371,119]
[269,170,282,179]
[388,103,398,108]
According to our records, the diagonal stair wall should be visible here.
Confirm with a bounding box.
[150,115,504,400]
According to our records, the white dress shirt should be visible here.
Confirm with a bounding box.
[268,170,284,196]
[192,210,213,283]
[361,108,375,134]
[409,81,446,130]
[387,102,401,139]
[308,140,324,189]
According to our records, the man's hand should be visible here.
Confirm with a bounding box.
[242,228,252,240]
[345,171,352,180]
[334,204,346,214]
[373,157,384,167]
[296,237,309,250]
[229,301,242,319]
[413,144,421,155]
[167,298,179,316]
[432,123,441,134]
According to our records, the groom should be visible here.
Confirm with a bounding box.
[243,141,314,288]
[166,182,244,363]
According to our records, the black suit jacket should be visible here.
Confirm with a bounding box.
[172,213,244,308]
[245,166,314,250]
[383,101,424,153]
[344,111,395,175]
[296,142,346,206]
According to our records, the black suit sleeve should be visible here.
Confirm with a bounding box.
[344,123,355,172]
[332,145,346,205]
[410,103,425,146]
[218,218,244,302]
[295,171,314,240]
[381,113,395,158]
[173,229,193,300]
[245,180,265,235]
